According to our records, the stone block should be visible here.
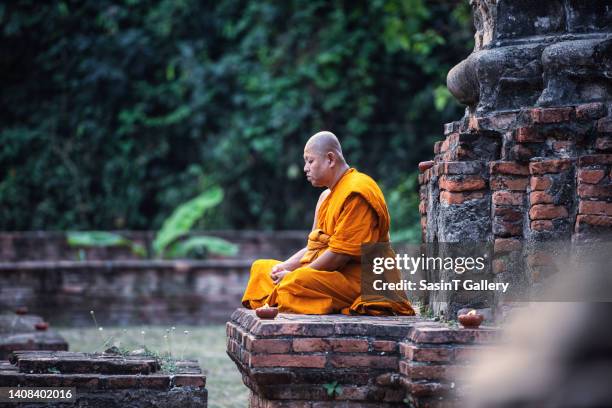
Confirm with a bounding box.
[440,161,485,175]
[490,176,528,191]
[575,215,612,232]
[515,127,543,143]
[329,355,398,369]
[578,201,612,215]
[372,340,397,353]
[529,159,573,175]
[529,107,573,124]
[440,191,485,205]
[246,337,292,354]
[530,176,552,191]
[489,161,530,175]
[577,169,605,184]
[250,354,326,368]
[401,344,453,363]
[531,220,555,232]
[494,238,522,253]
[530,191,554,205]
[578,184,612,199]
[439,175,487,192]
[529,205,568,220]
[578,154,612,166]
[575,102,606,120]
[492,191,525,206]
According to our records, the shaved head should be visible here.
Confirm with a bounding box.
[303,131,350,188]
[304,131,346,163]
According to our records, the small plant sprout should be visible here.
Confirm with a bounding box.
[180,330,190,360]
[164,333,171,358]
[166,328,175,357]
[90,310,99,328]
[90,310,106,344]
[323,381,342,397]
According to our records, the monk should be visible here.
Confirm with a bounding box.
[241,131,415,316]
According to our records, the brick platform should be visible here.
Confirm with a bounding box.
[0,313,68,360]
[226,308,498,407]
[0,351,207,407]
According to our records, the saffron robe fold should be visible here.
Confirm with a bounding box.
[241,168,415,315]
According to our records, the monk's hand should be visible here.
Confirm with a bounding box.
[271,268,291,284]
[271,263,286,274]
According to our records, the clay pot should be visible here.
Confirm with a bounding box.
[15,306,28,315]
[256,307,279,319]
[35,322,49,331]
[458,313,484,329]
[418,160,434,172]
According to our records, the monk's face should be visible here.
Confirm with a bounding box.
[303,148,332,187]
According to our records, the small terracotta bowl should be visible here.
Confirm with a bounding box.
[256,307,279,319]
[35,322,49,331]
[458,313,484,329]
[15,306,28,315]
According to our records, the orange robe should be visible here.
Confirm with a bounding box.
[241,168,415,316]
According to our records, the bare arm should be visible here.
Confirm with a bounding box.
[277,246,308,272]
[307,249,352,272]
[271,189,331,282]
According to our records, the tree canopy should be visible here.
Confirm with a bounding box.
[0,0,473,232]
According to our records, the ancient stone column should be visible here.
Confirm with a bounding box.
[419,0,611,318]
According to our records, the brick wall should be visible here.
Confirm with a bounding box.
[419,104,611,315]
[0,350,207,407]
[0,231,307,326]
[0,230,306,262]
[0,260,252,326]
[226,309,498,407]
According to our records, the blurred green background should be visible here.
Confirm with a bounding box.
[0,0,473,239]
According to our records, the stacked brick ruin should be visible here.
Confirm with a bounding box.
[0,351,207,407]
[420,105,610,242]
[227,309,498,408]
[419,0,611,316]
[0,312,67,360]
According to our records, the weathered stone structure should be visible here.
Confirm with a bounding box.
[0,313,67,360]
[0,351,207,407]
[420,0,612,317]
[227,309,497,408]
[0,231,305,326]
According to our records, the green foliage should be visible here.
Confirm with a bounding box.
[67,231,146,257]
[387,172,421,244]
[152,186,229,257]
[67,231,129,247]
[65,186,237,259]
[323,380,342,397]
[165,236,238,259]
[0,1,473,230]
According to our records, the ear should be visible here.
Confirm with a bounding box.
[326,151,335,167]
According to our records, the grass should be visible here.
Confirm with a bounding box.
[57,325,249,408]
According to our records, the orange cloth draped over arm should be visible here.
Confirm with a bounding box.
[241,168,415,316]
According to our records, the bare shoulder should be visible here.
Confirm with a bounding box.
[314,189,331,214]
[318,189,331,204]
